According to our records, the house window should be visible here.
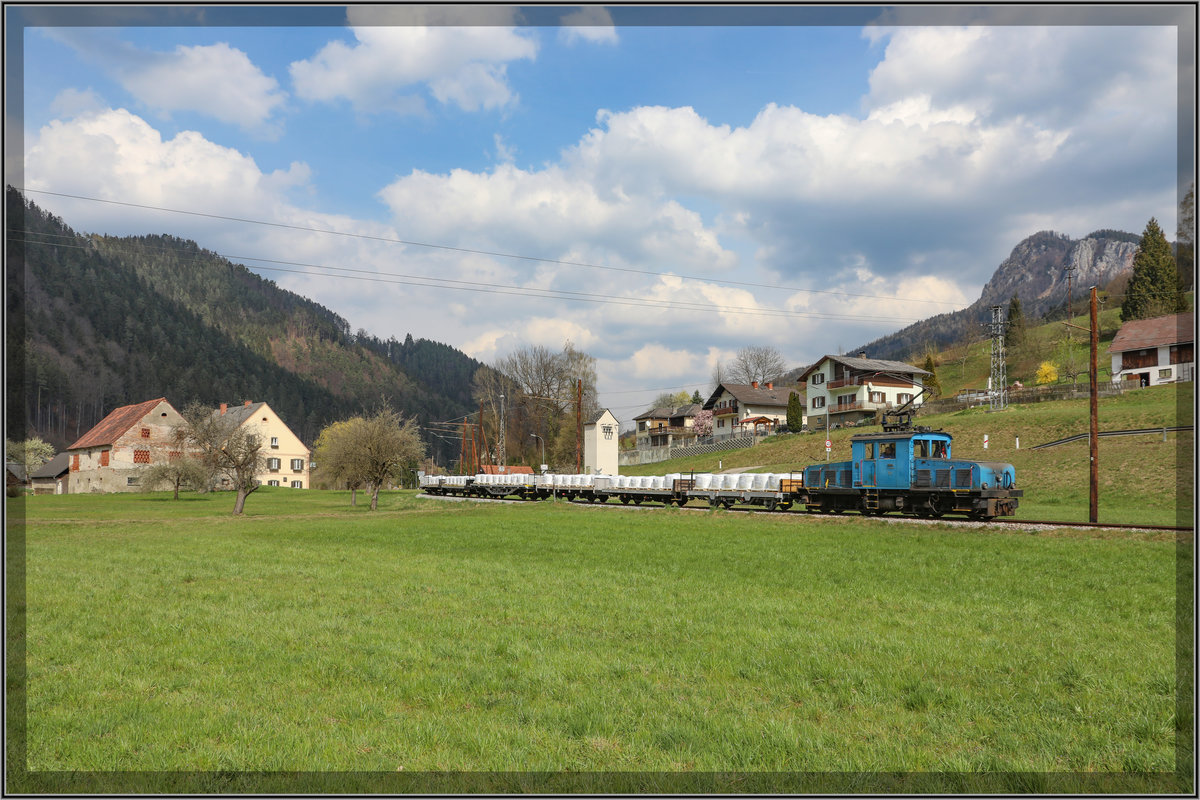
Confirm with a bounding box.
[291,458,305,472]
[811,373,825,385]
[71,454,79,472]
[141,428,150,438]
[267,458,281,472]
[897,393,913,404]
[869,391,885,404]
[99,450,110,467]
[1159,368,1172,379]
[291,480,303,489]
[126,476,140,486]
[811,397,825,409]
[133,449,151,464]
[271,437,279,449]
[1170,343,1194,365]
[268,480,280,487]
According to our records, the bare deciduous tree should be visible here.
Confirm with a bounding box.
[179,401,265,515]
[726,346,788,385]
[479,340,599,469]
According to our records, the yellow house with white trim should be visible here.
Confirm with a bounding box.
[215,401,311,489]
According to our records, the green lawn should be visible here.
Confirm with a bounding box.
[8,489,1187,792]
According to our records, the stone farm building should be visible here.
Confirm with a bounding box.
[66,397,186,493]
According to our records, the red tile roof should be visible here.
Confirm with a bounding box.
[67,398,170,451]
[1109,312,1194,353]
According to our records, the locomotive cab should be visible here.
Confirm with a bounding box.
[850,431,952,489]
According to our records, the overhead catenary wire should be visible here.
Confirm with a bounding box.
[9,232,926,324]
[16,188,967,309]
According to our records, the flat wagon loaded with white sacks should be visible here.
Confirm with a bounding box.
[420,426,1022,521]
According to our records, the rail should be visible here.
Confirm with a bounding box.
[1030,425,1193,450]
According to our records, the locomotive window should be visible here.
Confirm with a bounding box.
[914,440,928,458]
[879,442,896,459]
[932,442,948,459]
[863,442,874,459]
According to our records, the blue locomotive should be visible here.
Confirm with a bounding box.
[800,428,1020,519]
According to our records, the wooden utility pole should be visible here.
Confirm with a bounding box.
[576,379,583,473]
[1089,286,1099,523]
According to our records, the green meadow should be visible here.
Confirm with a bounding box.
[8,487,1188,792]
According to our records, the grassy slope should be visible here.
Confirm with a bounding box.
[12,489,1180,785]
[624,382,1192,527]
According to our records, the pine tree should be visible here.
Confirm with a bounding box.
[921,354,942,398]
[1005,295,1025,347]
[690,390,703,404]
[1122,217,1182,321]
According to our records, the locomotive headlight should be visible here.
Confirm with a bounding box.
[981,481,988,489]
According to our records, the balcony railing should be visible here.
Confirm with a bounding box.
[712,402,739,416]
[825,377,862,390]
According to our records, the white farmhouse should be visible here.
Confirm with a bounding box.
[798,354,929,430]
[1108,312,1194,388]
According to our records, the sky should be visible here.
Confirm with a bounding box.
[8,4,1193,427]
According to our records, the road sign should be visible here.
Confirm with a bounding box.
[983,434,989,450]
[825,439,831,450]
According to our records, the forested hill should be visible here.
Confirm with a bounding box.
[6,188,486,461]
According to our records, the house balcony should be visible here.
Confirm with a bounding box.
[712,402,739,416]
[829,400,893,415]
[825,377,864,391]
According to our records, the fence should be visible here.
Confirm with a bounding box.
[920,381,1130,416]
[618,433,760,467]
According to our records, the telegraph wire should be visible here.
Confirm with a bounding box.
[17,188,967,308]
[9,232,924,323]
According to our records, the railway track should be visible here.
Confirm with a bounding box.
[419,493,1192,533]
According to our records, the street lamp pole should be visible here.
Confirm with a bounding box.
[530,433,545,472]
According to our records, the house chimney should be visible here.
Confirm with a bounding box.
[752,380,759,389]
[766,381,774,390]
[220,403,227,415]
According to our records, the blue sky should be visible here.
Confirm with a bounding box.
[8,5,1192,424]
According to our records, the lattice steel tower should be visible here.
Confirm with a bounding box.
[988,305,1008,411]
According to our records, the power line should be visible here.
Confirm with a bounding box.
[9,232,924,324]
[17,187,966,309]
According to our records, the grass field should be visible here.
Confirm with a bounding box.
[8,486,1189,792]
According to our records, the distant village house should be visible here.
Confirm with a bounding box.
[1108,312,1194,388]
[703,381,799,437]
[799,354,928,430]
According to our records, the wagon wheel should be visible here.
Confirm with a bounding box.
[928,495,948,518]
[709,497,722,509]
[764,499,778,512]
[620,495,631,505]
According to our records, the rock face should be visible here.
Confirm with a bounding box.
[857,230,1138,361]
[973,231,1138,319]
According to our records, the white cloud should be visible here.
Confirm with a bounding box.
[50,88,106,118]
[290,25,537,113]
[559,8,619,45]
[121,43,287,137]
[44,30,287,137]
